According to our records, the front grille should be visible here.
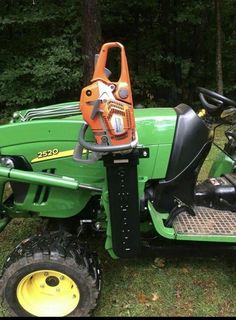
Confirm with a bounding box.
[33,168,55,204]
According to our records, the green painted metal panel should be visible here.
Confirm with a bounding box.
[15,185,91,219]
[151,144,173,178]
[1,107,176,148]
[0,120,83,148]
[134,108,177,145]
[175,233,236,243]
[148,201,236,243]
[148,201,175,239]
[0,107,176,220]
[209,151,236,177]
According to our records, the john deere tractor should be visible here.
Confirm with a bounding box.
[0,42,236,316]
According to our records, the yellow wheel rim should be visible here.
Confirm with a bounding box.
[16,270,80,317]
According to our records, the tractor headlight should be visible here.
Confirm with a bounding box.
[0,157,14,169]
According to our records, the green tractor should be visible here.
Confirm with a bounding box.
[0,42,236,317]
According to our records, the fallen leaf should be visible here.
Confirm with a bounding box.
[154,257,166,268]
[137,291,148,304]
[145,303,151,307]
[181,267,189,274]
[175,284,181,298]
[175,290,181,299]
[151,293,160,301]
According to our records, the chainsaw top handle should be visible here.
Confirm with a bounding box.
[75,42,137,163]
[91,42,133,106]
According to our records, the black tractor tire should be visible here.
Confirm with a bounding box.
[0,231,101,317]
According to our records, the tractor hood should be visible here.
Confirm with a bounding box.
[134,108,177,145]
[0,106,177,188]
[0,107,177,150]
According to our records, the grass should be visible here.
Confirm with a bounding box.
[94,252,236,317]
[0,124,236,317]
[198,124,228,181]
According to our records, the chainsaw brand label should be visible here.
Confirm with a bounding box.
[111,115,124,134]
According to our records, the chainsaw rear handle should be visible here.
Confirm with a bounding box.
[78,123,138,154]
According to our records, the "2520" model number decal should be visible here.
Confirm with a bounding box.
[37,149,59,158]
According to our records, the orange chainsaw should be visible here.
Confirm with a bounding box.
[74,42,138,162]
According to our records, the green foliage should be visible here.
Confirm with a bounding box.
[101,0,215,106]
[1,0,236,110]
[0,0,82,110]
[221,0,236,98]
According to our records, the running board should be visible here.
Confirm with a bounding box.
[173,206,236,236]
[148,201,236,243]
[140,239,236,258]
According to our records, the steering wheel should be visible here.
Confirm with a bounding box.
[198,87,236,114]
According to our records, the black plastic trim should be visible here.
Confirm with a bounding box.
[166,104,212,181]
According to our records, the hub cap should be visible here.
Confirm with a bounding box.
[17,270,80,316]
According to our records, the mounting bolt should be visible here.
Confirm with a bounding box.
[94,222,101,230]
[13,112,19,119]
[143,151,148,157]
[101,136,108,143]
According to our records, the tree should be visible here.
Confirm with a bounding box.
[81,0,101,85]
[215,0,223,94]
[1,0,236,112]
[0,0,83,111]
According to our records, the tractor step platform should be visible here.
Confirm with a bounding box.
[173,206,236,236]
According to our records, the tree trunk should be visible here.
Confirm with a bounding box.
[81,0,101,85]
[215,0,223,94]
